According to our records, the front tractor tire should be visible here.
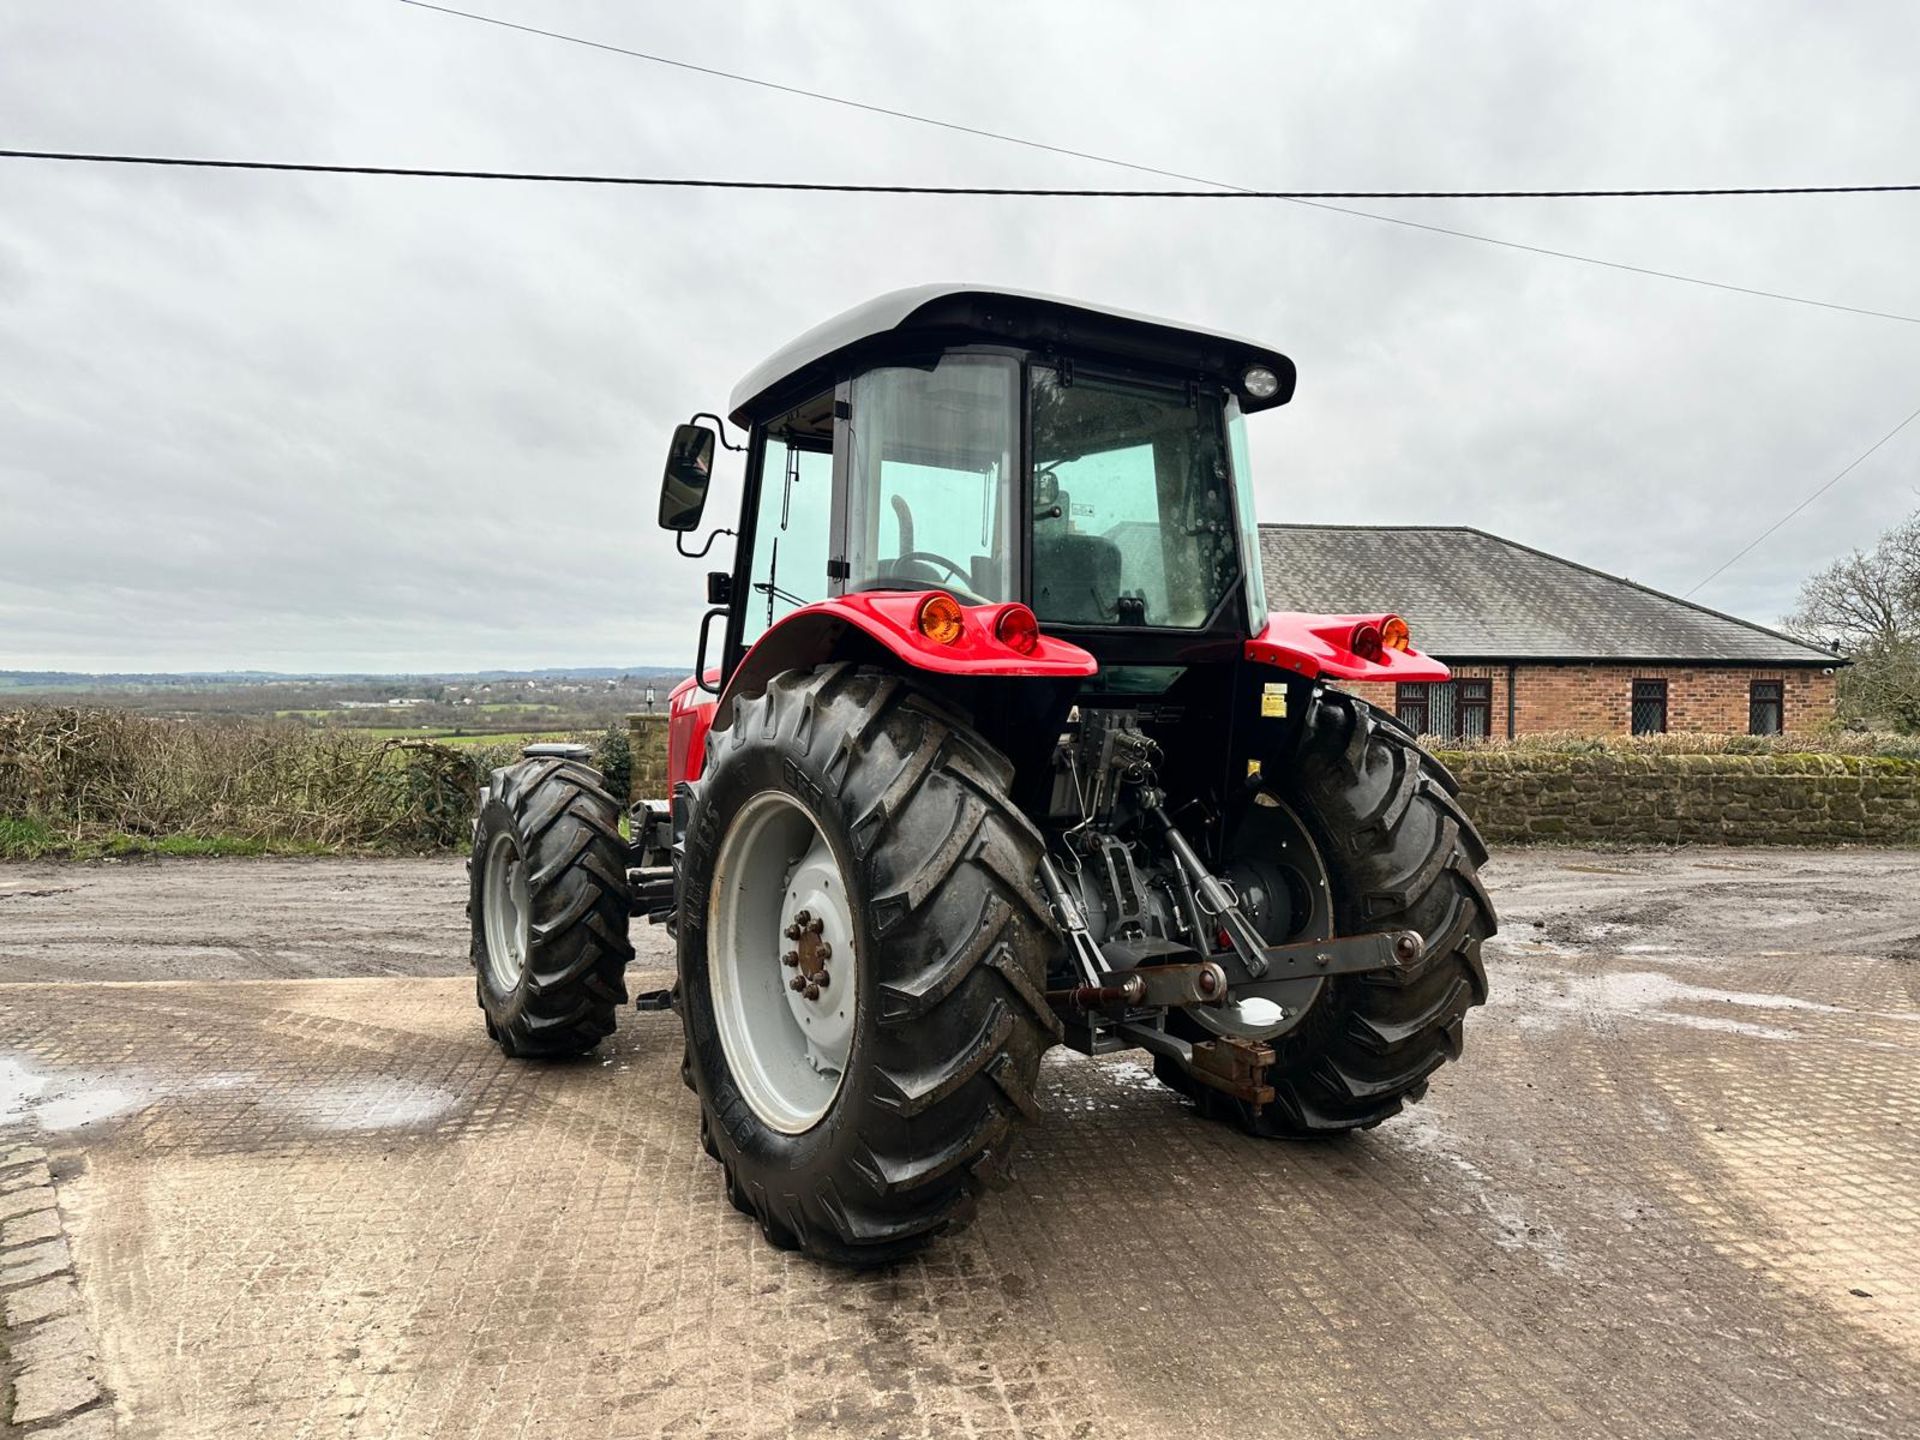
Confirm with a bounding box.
[678,664,1059,1266]
[1158,691,1496,1135]
[469,749,634,1058]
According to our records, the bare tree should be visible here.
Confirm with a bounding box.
[1788,513,1920,730]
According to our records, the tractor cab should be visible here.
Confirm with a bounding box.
[658,286,1300,685]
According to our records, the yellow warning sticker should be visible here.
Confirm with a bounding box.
[1247,759,1263,779]
[1259,683,1287,718]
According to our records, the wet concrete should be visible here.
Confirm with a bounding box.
[0,848,1916,1438]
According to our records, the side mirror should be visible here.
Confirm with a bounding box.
[658,423,717,531]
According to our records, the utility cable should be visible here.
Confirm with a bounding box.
[1686,399,1920,596]
[392,0,1920,326]
[1,149,1910,201]
[10,145,1916,326]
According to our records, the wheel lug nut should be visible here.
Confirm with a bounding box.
[817,942,832,961]
[790,975,807,992]
[784,922,802,941]
[804,984,820,1002]
[782,950,799,967]
[814,970,829,989]
[808,917,824,935]
[794,910,812,927]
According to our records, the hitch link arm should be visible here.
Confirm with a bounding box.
[1140,790,1273,978]
[1037,854,1108,988]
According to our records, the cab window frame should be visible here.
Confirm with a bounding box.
[722,390,838,680]
[1022,354,1250,638]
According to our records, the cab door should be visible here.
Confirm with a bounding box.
[723,391,837,677]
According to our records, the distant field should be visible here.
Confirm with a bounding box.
[435,731,566,749]
[0,669,679,738]
[338,727,572,747]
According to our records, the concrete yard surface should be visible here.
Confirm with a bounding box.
[0,848,1916,1438]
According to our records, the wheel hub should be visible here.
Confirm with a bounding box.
[778,842,855,1075]
[783,910,833,1000]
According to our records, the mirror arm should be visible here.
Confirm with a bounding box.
[690,413,747,453]
[676,527,736,560]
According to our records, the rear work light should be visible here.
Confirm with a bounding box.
[917,592,966,646]
[994,604,1040,655]
[1381,615,1410,651]
[1349,622,1385,662]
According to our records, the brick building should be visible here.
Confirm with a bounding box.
[1260,525,1844,738]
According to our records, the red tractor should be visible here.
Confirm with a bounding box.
[470,286,1495,1264]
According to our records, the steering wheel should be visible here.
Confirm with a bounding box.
[864,549,987,604]
[893,549,973,586]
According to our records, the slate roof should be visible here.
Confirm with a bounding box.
[1258,525,1841,666]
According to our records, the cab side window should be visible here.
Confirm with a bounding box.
[742,396,834,647]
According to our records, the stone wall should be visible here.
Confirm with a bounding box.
[627,713,670,802]
[621,712,1914,846]
[1436,750,1920,845]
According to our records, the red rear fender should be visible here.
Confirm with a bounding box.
[1247,611,1450,682]
[712,592,1096,731]
[665,593,1096,793]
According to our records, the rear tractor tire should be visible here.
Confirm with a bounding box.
[678,664,1060,1266]
[1156,691,1496,1135]
[469,747,634,1058]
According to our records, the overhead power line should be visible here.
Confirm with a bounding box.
[394,0,1920,327]
[12,145,1918,327]
[3,148,1913,201]
[1687,399,1920,596]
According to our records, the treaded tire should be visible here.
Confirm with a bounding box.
[469,754,633,1058]
[678,664,1060,1266]
[1156,691,1495,1135]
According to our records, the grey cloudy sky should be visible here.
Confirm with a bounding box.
[1,1,1916,672]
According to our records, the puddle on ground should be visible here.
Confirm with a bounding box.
[1,1057,48,1124]
[0,1054,456,1134]
[1504,969,1857,1041]
[0,1056,153,1130]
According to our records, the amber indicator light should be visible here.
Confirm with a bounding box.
[917,593,966,645]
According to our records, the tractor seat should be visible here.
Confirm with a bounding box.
[1031,530,1122,624]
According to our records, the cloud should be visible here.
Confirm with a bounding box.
[1,0,1917,670]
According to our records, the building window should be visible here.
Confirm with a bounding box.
[1631,678,1668,735]
[1458,679,1492,740]
[1750,679,1783,736]
[1396,682,1430,735]
[1397,679,1493,739]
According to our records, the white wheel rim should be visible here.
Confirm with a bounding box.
[481,830,531,991]
[708,790,857,1134]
